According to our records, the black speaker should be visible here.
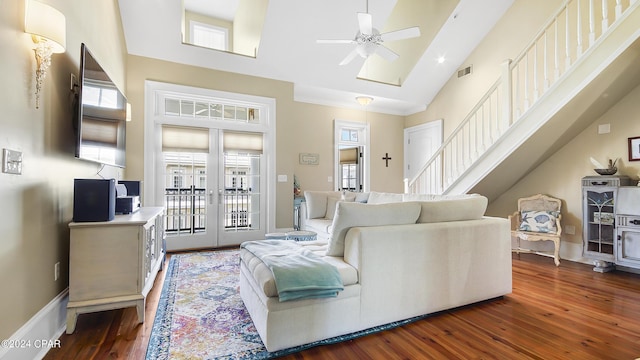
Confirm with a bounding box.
[73,179,116,222]
[118,180,141,196]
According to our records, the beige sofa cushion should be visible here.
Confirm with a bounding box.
[367,191,404,204]
[414,194,488,223]
[240,240,358,298]
[326,202,421,256]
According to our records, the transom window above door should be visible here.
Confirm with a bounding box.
[164,97,261,123]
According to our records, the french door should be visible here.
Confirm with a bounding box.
[161,127,265,251]
[145,81,275,252]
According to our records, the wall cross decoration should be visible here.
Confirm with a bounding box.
[382,153,392,167]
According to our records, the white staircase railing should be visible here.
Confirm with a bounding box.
[405,0,638,195]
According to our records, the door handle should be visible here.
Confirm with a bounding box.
[208,190,214,205]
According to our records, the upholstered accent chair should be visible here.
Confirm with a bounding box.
[509,194,562,266]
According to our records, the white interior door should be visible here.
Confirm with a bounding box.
[404,120,443,181]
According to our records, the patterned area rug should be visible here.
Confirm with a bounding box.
[146,249,430,359]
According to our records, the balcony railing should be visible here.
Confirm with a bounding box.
[164,186,255,235]
[406,0,638,195]
[164,186,206,235]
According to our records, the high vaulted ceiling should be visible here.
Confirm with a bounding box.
[118,0,514,116]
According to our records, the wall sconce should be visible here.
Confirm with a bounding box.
[24,0,66,109]
[356,96,373,106]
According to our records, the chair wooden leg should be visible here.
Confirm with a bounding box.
[553,239,560,266]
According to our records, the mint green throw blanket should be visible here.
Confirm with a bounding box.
[241,240,344,302]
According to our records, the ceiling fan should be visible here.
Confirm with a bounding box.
[317,3,421,66]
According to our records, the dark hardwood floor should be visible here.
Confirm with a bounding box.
[44,253,640,360]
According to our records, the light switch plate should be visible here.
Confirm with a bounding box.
[2,148,23,175]
[277,174,287,182]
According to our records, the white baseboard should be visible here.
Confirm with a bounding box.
[0,289,68,360]
[559,241,593,265]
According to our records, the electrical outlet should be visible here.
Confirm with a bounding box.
[54,262,60,281]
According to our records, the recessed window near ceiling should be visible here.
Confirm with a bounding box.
[190,21,228,51]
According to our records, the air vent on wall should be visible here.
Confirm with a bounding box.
[457,65,472,78]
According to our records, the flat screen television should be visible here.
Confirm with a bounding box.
[74,43,127,168]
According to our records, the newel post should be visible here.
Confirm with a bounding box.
[501,59,513,130]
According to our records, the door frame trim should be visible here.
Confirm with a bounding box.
[334,119,370,192]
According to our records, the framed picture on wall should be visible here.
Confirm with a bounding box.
[629,136,640,161]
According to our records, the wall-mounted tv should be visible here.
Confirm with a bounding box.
[75,43,127,168]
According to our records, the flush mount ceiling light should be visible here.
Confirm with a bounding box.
[356,96,373,106]
[24,0,66,109]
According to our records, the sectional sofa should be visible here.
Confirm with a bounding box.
[239,192,512,352]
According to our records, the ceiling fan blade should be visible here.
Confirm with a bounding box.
[339,48,360,66]
[380,27,421,42]
[357,12,373,34]
[317,39,355,44]
[375,45,399,62]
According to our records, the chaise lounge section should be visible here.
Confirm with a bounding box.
[240,194,512,352]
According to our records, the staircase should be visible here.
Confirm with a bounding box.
[406,0,640,200]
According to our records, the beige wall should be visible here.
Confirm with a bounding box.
[405,0,640,262]
[290,102,405,193]
[0,0,127,340]
[406,0,564,137]
[126,55,405,229]
[487,83,640,261]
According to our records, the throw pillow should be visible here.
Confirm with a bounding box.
[518,210,559,233]
[343,191,369,203]
[354,192,370,203]
[304,191,328,219]
[326,202,421,256]
[341,191,357,202]
[325,197,340,220]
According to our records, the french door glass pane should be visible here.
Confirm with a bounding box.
[223,152,261,231]
[163,152,207,237]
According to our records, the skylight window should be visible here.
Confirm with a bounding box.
[190,21,228,51]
